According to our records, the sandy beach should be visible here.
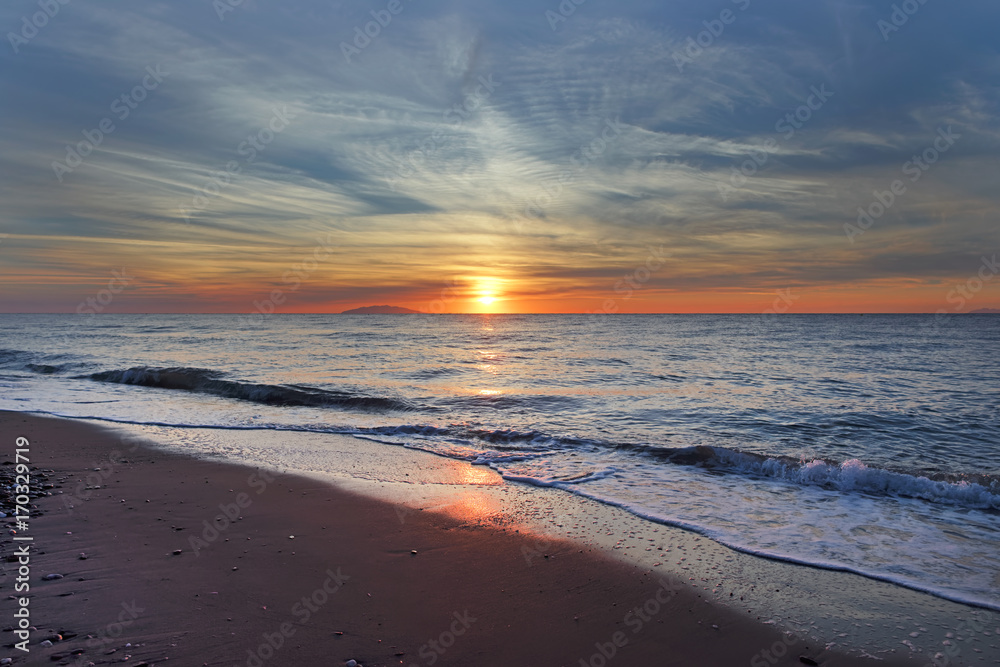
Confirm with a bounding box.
[0,411,930,666]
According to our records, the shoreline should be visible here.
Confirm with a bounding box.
[0,411,965,665]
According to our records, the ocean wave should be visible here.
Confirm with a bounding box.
[0,349,77,374]
[26,363,63,374]
[0,349,35,366]
[355,423,1000,510]
[81,366,414,413]
[644,444,1000,511]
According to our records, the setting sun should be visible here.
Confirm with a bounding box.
[478,296,496,305]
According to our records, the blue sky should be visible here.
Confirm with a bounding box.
[1,0,998,312]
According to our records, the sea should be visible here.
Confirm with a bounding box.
[2,313,998,613]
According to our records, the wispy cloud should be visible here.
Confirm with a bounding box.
[1,0,998,312]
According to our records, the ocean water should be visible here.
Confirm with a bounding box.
[2,313,999,610]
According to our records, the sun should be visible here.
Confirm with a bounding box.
[478,296,496,305]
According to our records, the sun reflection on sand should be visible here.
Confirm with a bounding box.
[423,461,507,525]
[457,464,500,485]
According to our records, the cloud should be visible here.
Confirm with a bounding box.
[1,0,998,311]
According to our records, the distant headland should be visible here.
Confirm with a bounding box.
[340,305,423,314]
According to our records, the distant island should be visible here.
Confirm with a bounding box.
[341,305,422,314]
[968,308,1000,314]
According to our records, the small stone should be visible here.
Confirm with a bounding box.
[41,639,53,647]
[172,550,182,556]
[410,550,417,555]
[346,661,358,667]
[79,553,88,560]
[1,657,12,665]
[42,574,64,580]
[799,658,819,666]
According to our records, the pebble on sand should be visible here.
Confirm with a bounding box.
[42,574,64,580]
[346,660,359,667]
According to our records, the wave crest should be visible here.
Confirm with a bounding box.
[83,366,413,412]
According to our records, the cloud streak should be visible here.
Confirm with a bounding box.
[1,0,998,312]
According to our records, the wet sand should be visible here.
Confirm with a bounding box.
[0,411,923,666]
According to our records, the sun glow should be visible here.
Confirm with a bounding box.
[478,296,496,305]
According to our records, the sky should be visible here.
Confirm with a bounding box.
[1,0,998,314]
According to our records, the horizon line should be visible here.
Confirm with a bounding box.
[1,311,997,316]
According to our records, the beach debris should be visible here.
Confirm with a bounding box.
[42,573,64,580]
[798,658,819,666]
